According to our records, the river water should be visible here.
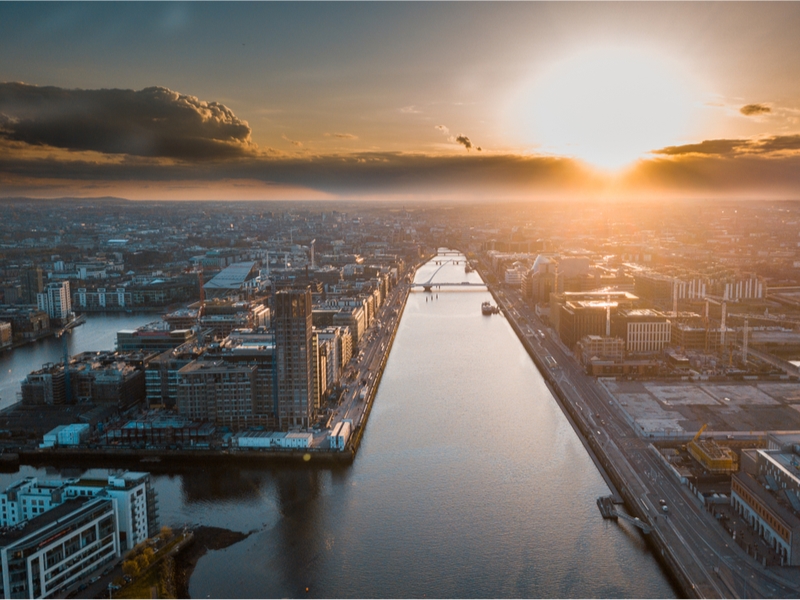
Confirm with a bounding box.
[0,312,158,409]
[0,254,676,597]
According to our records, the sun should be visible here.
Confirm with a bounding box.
[519,48,697,171]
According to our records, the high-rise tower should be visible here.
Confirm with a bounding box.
[274,287,314,429]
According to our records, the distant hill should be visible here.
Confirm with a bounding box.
[0,196,131,204]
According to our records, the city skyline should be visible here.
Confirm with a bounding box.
[2,2,800,201]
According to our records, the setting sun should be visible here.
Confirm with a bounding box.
[521,48,698,171]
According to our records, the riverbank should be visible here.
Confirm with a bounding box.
[174,526,254,599]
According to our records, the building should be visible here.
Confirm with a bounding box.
[21,353,148,409]
[0,497,118,599]
[0,470,157,598]
[576,335,625,364]
[202,262,261,300]
[0,308,49,342]
[145,343,205,408]
[275,288,315,430]
[117,322,196,352]
[176,361,257,429]
[523,255,556,305]
[0,322,11,351]
[613,309,671,354]
[72,287,131,310]
[37,281,71,323]
[731,437,800,565]
[41,424,91,448]
[20,267,43,305]
[687,438,737,474]
[332,306,365,346]
[549,290,638,345]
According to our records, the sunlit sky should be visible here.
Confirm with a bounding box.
[2,2,800,201]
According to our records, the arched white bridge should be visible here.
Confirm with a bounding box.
[411,258,485,292]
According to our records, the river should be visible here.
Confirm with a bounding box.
[0,312,158,409]
[0,254,677,597]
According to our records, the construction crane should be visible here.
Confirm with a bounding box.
[703,296,727,354]
[692,423,708,444]
[55,328,72,404]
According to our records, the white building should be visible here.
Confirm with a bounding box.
[329,420,352,451]
[37,281,71,321]
[626,321,672,353]
[233,431,313,449]
[41,424,91,448]
[0,496,118,598]
[0,471,156,554]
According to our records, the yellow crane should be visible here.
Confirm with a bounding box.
[692,423,708,443]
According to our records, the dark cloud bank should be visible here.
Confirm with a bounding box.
[0,82,254,159]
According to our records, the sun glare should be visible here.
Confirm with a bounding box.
[520,48,697,171]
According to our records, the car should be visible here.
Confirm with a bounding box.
[659,499,666,506]
[90,576,101,584]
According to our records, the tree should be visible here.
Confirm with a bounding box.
[122,559,140,577]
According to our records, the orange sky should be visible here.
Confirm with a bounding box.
[2,2,800,201]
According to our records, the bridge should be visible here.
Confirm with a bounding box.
[411,258,485,292]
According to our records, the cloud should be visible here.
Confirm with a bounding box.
[281,134,303,147]
[8,142,800,201]
[0,146,590,198]
[740,103,772,116]
[455,134,481,152]
[653,139,746,157]
[754,134,800,153]
[400,106,421,114]
[435,125,481,151]
[0,82,254,160]
[653,134,800,158]
[324,132,358,140]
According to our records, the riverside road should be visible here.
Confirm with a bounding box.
[484,266,800,599]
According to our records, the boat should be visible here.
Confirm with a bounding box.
[481,301,499,315]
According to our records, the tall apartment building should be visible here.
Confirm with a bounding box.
[275,288,314,430]
[37,281,71,323]
[20,267,43,305]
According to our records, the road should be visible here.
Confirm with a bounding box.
[482,259,800,599]
[330,272,414,434]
